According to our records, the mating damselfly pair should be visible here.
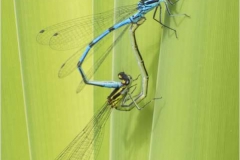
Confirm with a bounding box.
[37,0,189,159]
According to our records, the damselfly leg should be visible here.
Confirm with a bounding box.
[56,72,153,160]
[37,0,189,92]
[153,1,190,38]
[167,0,180,5]
[55,20,161,157]
[115,16,164,111]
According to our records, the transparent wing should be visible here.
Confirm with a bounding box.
[56,102,112,160]
[37,4,137,50]
[58,21,130,79]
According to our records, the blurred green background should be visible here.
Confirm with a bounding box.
[2,0,238,160]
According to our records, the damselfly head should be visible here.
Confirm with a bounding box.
[118,72,131,85]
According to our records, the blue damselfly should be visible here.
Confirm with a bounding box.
[37,0,189,93]
[56,21,160,160]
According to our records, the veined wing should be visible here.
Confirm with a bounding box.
[56,102,112,160]
[58,20,130,79]
[37,4,137,50]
